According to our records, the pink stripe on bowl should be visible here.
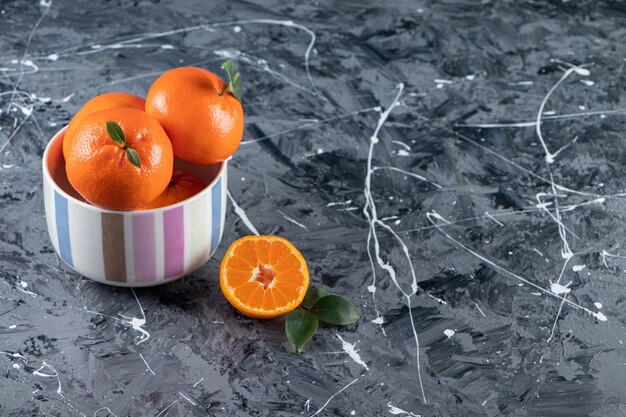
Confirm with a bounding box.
[164,206,184,279]
[133,212,156,283]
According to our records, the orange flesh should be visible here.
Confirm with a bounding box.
[220,235,309,319]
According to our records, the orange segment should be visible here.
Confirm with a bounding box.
[224,269,251,287]
[220,235,309,319]
[237,240,259,265]
[262,291,277,311]
[270,287,290,306]
[227,255,254,272]
[274,254,303,272]
[256,239,270,264]
[269,241,287,264]
[233,282,261,303]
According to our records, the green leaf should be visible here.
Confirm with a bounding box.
[221,59,241,101]
[126,148,141,168]
[310,295,360,325]
[221,59,235,79]
[301,287,330,310]
[106,121,126,146]
[285,309,318,355]
[231,79,241,100]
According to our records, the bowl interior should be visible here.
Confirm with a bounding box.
[45,129,224,208]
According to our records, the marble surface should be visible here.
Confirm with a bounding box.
[1,0,626,416]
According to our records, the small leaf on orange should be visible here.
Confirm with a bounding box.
[126,148,141,168]
[106,120,126,146]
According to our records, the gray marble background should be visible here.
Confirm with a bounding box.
[1,0,626,416]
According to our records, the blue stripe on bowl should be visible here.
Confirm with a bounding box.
[211,177,222,252]
[54,191,74,267]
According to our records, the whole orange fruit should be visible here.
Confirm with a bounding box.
[140,169,206,209]
[63,92,145,160]
[145,65,244,165]
[65,108,174,211]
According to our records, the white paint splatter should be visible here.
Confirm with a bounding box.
[138,353,155,375]
[227,190,260,235]
[155,400,178,417]
[594,302,603,309]
[336,334,369,370]
[484,211,504,226]
[124,290,150,344]
[397,150,410,156]
[458,108,626,128]
[392,140,411,151]
[372,317,384,325]
[387,402,420,416]
[179,392,196,406]
[0,351,27,363]
[33,362,64,397]
[535,65,587,164]
[372,166,441,189]
[550,282,571,295]
[444,329,455,338]
[94,407,118,417]
[310,378,358,417]
[16,279,37,297]
[82,289,150,344]
[572,264,586,272]
[277,210,308,230]
[474,302,486,317]
[327,200,352,207]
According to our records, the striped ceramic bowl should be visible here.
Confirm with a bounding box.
[42,127,227,287]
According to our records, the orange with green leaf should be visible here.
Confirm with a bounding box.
[145,61,244,165]
[64,108,174,211]
[63,92,145,160]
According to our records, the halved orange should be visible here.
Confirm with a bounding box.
[220,235,309,319]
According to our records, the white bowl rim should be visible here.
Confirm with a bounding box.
[42,126,227,215]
